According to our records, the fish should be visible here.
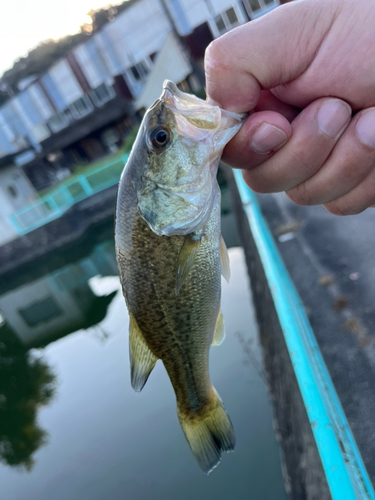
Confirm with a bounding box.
[115,80,243,473]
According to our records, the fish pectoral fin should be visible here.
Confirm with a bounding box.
[212,309,225,346]
[220,235,231,283]
[175,233,202,296]
[129,313,158,392]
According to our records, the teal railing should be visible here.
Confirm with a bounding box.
[234,170,375,500]
[10,153,129,236]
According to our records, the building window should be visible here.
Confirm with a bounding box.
[7,185,18,198]
[48,112,69,133]
[244,0,279,17]
[129,60,150,82]
[12,136,29,150]
[211,6,241,36]
[70,96,94,120]
[226,7,239,25]
[19,296,63,327]
[90,83,115,107]
[214,15,226,34]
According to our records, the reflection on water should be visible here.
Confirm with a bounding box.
[0,214,288,500]
[0,326,55,470]
[0,241,118,348]
[0,241,118,472]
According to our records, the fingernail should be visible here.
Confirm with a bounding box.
[250,123,288,154]
[356,110,375,147]
[317,99,351,137]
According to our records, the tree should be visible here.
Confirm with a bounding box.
[0,0,138,97]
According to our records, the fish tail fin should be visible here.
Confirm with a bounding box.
[178,388,235,474]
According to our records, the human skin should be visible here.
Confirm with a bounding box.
[205,0,375,215]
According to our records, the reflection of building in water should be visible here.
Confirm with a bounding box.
[0,240,118,469]
[0,241,118,347]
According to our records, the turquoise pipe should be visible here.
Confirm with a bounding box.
[234,170,375,500]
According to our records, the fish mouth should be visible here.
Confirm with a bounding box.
[162,80,246,122]
[162,80,206,107]
[161,80,245,140]
[137,81,245,238]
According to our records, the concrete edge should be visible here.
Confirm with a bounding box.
[226,168,374,500]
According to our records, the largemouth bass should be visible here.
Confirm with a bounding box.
[115,81,243,473]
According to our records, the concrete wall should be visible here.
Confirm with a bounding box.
[226,168,331,500]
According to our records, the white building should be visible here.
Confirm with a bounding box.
[0,0,282,246]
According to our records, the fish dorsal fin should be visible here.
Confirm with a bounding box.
[212,309,225,346]
[220,235,231,283]
[176,233,202,295]
[129,313,158,392]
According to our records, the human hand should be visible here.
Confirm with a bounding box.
[205,0,375,215]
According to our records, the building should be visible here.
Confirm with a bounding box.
[0,0,285,245]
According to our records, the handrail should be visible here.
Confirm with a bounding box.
[10,153,128,235]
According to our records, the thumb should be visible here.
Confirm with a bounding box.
[204,0,337,113]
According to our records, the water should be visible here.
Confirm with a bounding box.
[0,219,288,500]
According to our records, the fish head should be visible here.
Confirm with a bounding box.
[137,80,244,237]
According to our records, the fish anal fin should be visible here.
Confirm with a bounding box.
[212,309,225,346]
[176,233,201,296]
[129,313,158,392]
[220,235,230,283]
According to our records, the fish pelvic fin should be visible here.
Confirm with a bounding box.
[220,235,231,283]
[178,388,235,474]
[129,313,158,392]
[175,233,202,296]
[212,309,225,346]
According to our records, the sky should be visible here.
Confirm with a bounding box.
[0,0,114,75]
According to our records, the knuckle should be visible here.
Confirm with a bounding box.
[205,39,225,66]
[205,37,232,73]
[287,183,314,206]
[243,170,272,194]
[323,202,354,216]
[289,148,319,176]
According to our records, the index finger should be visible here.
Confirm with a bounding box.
[204,1,332,113]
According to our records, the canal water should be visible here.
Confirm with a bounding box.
[0,208,288,499]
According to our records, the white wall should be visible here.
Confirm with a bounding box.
[28,83,54,120]
[0,110,17,153]
[104,0,171,69]
[74,45,104,89]
[10,97,49,145]
[0,166,38,245]
[136,34,192,110]
[177,0,212,28]
[49,60,84,105]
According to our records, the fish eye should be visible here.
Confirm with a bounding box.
[149,126,171,150]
